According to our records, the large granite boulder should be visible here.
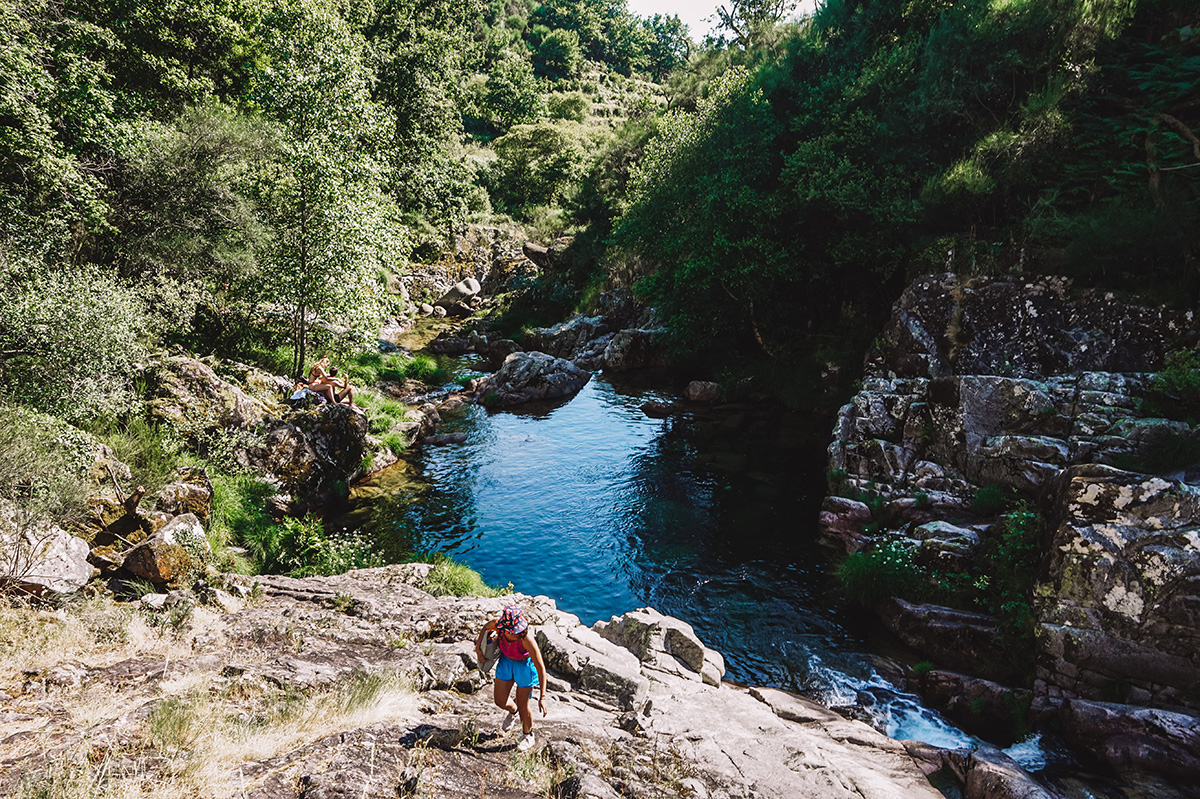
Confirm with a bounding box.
[140,353,269,438]
[525,315,611,361]
[865,273,1189,380]
[1035,464,1200,710]
[237,404,369,504]
[470,352,591,408]
[154,466,214,524]
[878,598,1008,679]
[592,606,726,686]
[521,236,574,271]
[122,512,210,585]
[434,277,481,308]
[602,328,667,371]
[0,500,91,596]
[1057,699,1200,780]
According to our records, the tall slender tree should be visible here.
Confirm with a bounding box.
[253,0,399,379]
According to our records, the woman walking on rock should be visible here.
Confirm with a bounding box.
[475,605,547,751]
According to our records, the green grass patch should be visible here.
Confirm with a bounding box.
[250,515,384,578]
[380,432,408,455]
[835,540,920,607]
[415,553,505,597]
[85,415,186,495]
[970,484,1011,517]
[208,472,279,574]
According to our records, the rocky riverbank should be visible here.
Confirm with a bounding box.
[2,564,949,799]
[821,273,1200,790]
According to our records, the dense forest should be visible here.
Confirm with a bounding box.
[0,0,1198,567]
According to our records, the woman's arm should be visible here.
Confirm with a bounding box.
[525,630,548,716]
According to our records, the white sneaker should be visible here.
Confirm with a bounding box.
[500,711,516,732]
[517,732,535,752]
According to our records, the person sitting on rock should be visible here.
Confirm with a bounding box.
[475,605,546,752]
[308,354,332,385]
[312,366,354,407]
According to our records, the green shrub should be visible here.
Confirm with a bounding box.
[0,406,92,529]
[208,472,279,573]
[835,540,919,607]
[0,267,149,423]
[87,415,186,495]
[970,484,1010,517]
[418,553,505,597]
[1145,349,1200,421]
[251,515,383,577]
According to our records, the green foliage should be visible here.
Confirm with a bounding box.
[487,122,592,214]
[208,472,280,573]
[533,28,583,79]
[402,354,450,384]
[716,0,797,49]
[249,514,384,577]
[107,104,273,327]
[252,0,401,380]
[970,485,1011,517]
[478,53,546,131]
[615,0,1191,384]
[1145,348,1200,422]
[1109,427,1200,475]
[641,14,691,81]
[0,268,149,423]
[418,553,505,597]
[0,406,92,530]
[547,91,591,122]
[86,416,187,496]
[835,540,920,607]
[149,696,197,754]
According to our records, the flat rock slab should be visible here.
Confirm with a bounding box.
[2,565,946,799]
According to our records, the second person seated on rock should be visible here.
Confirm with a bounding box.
[312,366,354,407]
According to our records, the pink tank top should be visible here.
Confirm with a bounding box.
[497,635,529,660]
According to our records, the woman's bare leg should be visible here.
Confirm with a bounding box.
[514,686,534,734]
[493,678,517,713]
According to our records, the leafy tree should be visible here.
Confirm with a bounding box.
[482,53,545,130]
[0,267,148,422]
[530,0,646,74]
[104,104,272,334]
[364,0,483,235]
[641,14,690,82]
[716,0,796,49]
[533,28,582,79]
[252,0,399,378]
[0,0,110,248]
[487,121,591,212]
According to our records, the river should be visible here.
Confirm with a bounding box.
[358,368,977,750]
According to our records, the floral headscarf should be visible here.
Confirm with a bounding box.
[496,605,528,634]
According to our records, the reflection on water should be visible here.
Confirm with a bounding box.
[358,374,971,745]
